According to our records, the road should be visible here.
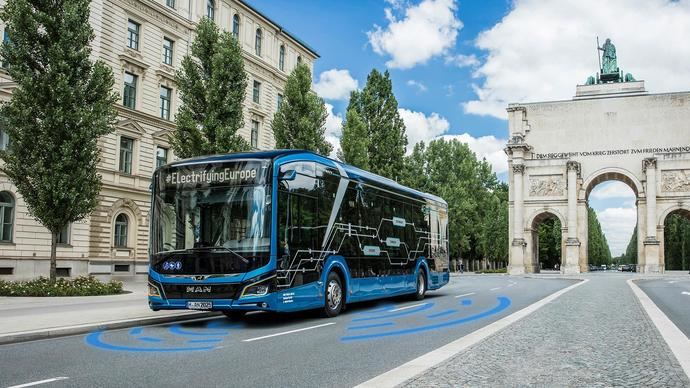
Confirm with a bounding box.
[0,276,576,388]
[636,275,690,338]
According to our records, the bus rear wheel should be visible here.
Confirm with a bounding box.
[323,272,343,318]
[222,310,246,321]
[414,270,427,301]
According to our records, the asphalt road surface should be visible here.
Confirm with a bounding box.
[637,276,690,338]
[0,276,576,388]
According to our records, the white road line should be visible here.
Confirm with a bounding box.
[389,302,428,312]
[669,281,678,284]
[454,292,475,299]
[628,279,690,379]
[507,284,515,288]
[682,291,690,296]
[356,279,588,388]
[242,322,335,342]
[490,287,501,291]
[7,377,69,388]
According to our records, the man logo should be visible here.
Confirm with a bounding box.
[186,286,212,293]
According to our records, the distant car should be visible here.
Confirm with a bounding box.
[620,264,634,272]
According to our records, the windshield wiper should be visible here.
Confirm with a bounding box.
[184,246,250,264]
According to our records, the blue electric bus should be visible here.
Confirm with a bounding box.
[148,150,449,318]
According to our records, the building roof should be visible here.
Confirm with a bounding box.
[239,0,320,58]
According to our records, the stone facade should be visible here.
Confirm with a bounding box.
[507,81,690,274]
[0,0,318,280]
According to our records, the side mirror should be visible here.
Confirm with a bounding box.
[279,169,297,181]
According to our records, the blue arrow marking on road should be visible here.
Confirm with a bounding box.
[348,322,395,331]
[427,309,457,319]
[168,324,229,337]
[85,331,216,352]
[352,303,435,322]
[341,297,511,342]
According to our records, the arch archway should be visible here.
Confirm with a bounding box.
[580,170,641,272]
[525,209,566,273]
[659,206,690,271]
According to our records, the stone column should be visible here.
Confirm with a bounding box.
[643,158,660,273]
[510,164,527,274]
[564,161,581,274]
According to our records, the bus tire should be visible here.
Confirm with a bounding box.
[414,269,427,301]
[323,272,344,318]
[222,310,246,321]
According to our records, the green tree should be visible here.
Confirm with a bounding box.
[338,108,369,168]
[664,214,690,270]
[272,63,331,155]
[622,226,638,264]
[172,18,249,158]
[343,69,406,179]
[538,217,562,269]
[0,0,118,281]
[587,207,612,266]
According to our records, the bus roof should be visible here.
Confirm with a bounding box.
[163,150,447,206]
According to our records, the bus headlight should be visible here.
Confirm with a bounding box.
[148,282,161,297]
[241,275,276,298]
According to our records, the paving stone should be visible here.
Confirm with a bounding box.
[402,275,689,387]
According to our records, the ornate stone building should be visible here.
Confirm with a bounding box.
[506,78,690,274]
[0,0,318,279]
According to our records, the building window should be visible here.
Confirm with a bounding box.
[159,86,172,120]
[57,224,70,245]
[0,129,9,151]
[119,137,134,174]
[127,20,140,50]
[114,214,128,247]
[255,28,262,56]
[277,94,283,111]
[162,37,174,65]
[122,72,137,109]
[297,55,302,64]
[279,45,285,71]
[206,0,214,20]
[156,147,168,168]
[232,14,240,39]
[251,120,259,148]
[252,81,260,103]
[166,0,175,8]
[0,191,13,243]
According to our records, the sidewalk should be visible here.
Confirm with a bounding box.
[0,278,215,344]
[403,274,690,387]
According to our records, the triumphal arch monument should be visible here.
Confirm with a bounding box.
[506,40,690,274]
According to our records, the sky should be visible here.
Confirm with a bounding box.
[245,0,690,256]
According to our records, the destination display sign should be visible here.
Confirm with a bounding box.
[159,160,269,189]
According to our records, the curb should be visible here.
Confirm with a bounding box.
[0,311,220,345]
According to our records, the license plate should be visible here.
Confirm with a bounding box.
[187,301,212,310]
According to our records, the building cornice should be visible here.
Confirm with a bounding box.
[115,105,176,131]
[120,0,194,31]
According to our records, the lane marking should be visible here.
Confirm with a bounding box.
[490,287,501,291]
[7,377,69,388]
[628,279,690,379]
[389,303,428,312]
[454,292,475,298]
[242,322,335,342]
[356,279,587,388]
[682,291,690,296]
[668,281,678,284]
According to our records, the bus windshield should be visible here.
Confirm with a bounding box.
[150,160,271,275]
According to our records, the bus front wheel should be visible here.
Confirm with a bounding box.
[414,270,427,301]
[323,272,344,318]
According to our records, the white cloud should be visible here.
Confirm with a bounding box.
[324,103,343,158]
[464,0,690,119]
[368,0,462,69]
[440,133,508,174]
[399,109,450,152]
[444,53,479,68]
[406,79,428,92]
[313,69,358,101]
[590,181,635,200]
[595,206,637,257]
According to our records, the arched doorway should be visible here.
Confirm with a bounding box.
[526,211,565,273]
[660,207,690,271]
[580,170,641,272]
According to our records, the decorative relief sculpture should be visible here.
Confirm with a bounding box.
[529,175,565,197]
[513,164,526,174]
[661,170,690,193]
